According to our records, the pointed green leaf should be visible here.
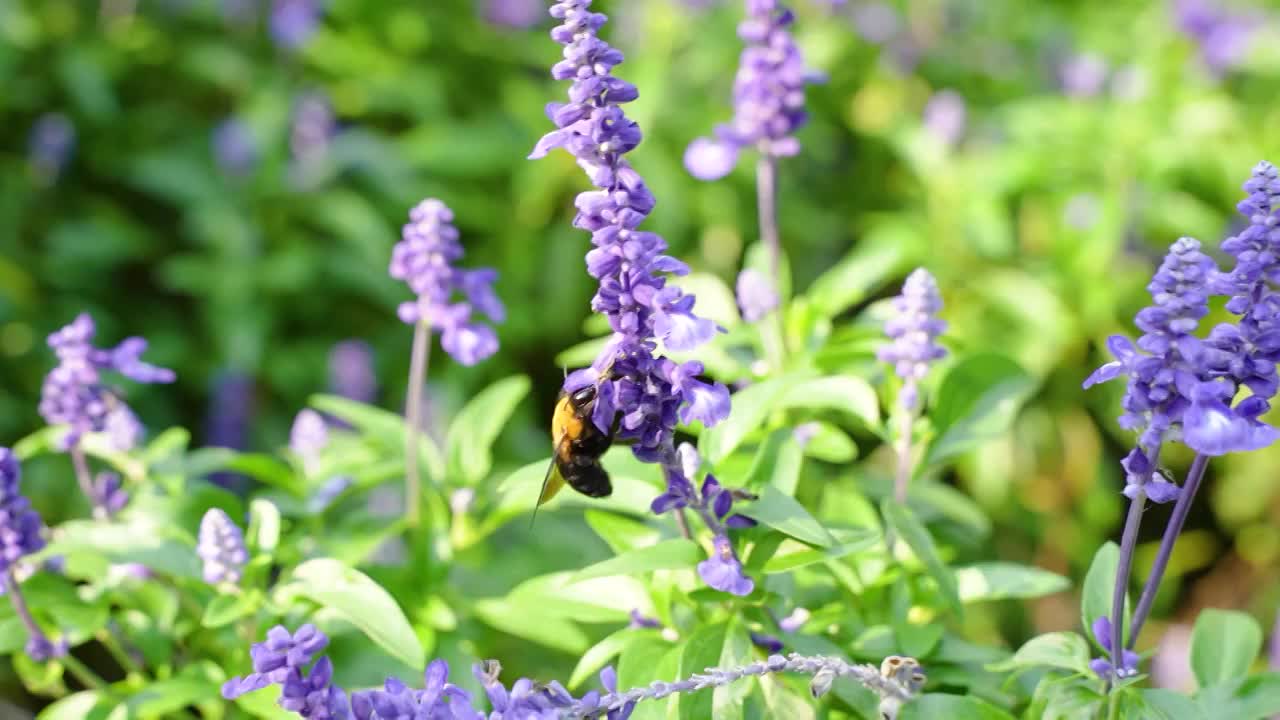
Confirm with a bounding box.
[923,353,1036,468]
[742,484,836,548]
[446,375,531,486]
[956,563,1070,603]
[288,559,425,669]
[882,499,961,617]
[900,694,1017,720]
[1080,542,1126,651]
[570,539,701,583]
[987,632,1091,676]
[1190,609,1263,689]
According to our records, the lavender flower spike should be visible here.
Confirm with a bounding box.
[223,624,352,719]
[684,0,811,181]
[531,1,730,461]
[39,313,175,451]
[197,508,248,586]
[0,448,68,662]
[879,269,946,503]
[389,198,504,366]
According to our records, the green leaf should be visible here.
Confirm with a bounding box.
[987,632,1091,676]
[309,394,445,480]
[922,353,1036,468]
[1142,689,1207,720]
[247,498,281,554]
[679,623,729,720]
[713,620,753,719]
[179,449,304,496]
[700,376,796,465]
[777,375,881,428]
[287,559,425,669]
[124,661,224,718]
[955,563,1070,603]
[1190,609,1263,689]
[38,519,201,579]
[473,597,589,654]
[1194,673,1280,719]
[1080,542,1125,651]
[899,694,1017,720]
[809,229,912,318]
[762,532,879,574]
[445,375,531,486]
[584,511,661,555]
[234,684,299,719]
[742,484,836,548]
[36,692,114,720]
[201,592,260,628]
[620,637,681,720]
[569,629,646,690]
[798,421,859,463]
[570,539,702,583]
[882,499,962,617]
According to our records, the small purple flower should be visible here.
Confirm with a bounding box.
[213,118,258,177]
[877,269,947,412]
[328,340,377,403]
[224,625,352,720]
[1059,53,1109,98]
[308,476,352,514]
[736,269,779,323]
[698,534,755,596]
[1172,0,1259,74]
[0,449,47,574]
[1089,616,1139,680]
[389,199,504,366]
[271,0,322,49]
[685,0,812,180]
[351,659,480,719]
[851,2,900,44]
[532,1,730,459]
[25,634,70,663]
[628,609,662,629]
[778,607,810,632]
[922,89,966,147]
[39,313,175,451]
[28,113,75,183]
[89,472,129,519]
[197,508,247,586]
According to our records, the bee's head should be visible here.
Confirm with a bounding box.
[569,384,597,410]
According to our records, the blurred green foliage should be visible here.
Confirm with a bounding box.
[2,0,1280,712]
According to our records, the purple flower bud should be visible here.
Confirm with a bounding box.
[271,0,321,49]
[1089,616,1140,679]
[197,508,247,585]
[89,472,129,519]
[290,409,328,474]
[686,0,812,177]
[736,269,779,323]
[389,199,503,366]
[1059,53,1109,98]
[878,269,947,411]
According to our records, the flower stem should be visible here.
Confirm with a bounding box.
[97,626,145,679]
[1110,488,1146,684]
[404,320,431,527]
[674,509,692,539]
[60,653,105,690]
[755,153,788,371]
[1127,453,1210,650]
[69,446,95,504]
[893,393,915,504]
[3,571,59,659]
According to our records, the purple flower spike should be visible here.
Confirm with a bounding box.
[89,472,129,519]
[736,268,779,323]
[224,625,353,720]
[389,199,503,366]
[532,1,730,457]
[698,534,755,596]
[878,269,947,412]
[197,508,247,586]
[686,0,812,179]
[38,313,175,451]
[922,90,966,147]
[0,449,47,574]
[271,0,321,49]
[328,340,377,403]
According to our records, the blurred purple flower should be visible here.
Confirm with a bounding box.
[213,118,258,177]
[0,449,46,575]
[89,472,129,519]
[223,625,352,719]
[779,607,810,632]
[750,631,784,653]
[39,313,175,450]
[197,508,247,586]
[1172,0,1258,74]
[851,2,900,44]
[483,0,542,29]
[736,268,779,323]
[328,340,376,403]
[290,409,328,474]
[271,0,321,49]
[1059,53,1109,98]
[290,92,335,185]
[685,0,812,180]
[389,199,504,366]
[28,113,75,183]
[532,0,730,460]
[628,609,662,629]
[922,89,966,147]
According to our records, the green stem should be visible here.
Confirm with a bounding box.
[96,628,145,678]
[404,320,432,527]
[61,654,105,690]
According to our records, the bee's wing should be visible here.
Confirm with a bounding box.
[530,435,570,528]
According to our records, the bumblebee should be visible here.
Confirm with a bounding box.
[535,382,617,510]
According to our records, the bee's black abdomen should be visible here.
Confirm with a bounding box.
[563,457,613,498]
